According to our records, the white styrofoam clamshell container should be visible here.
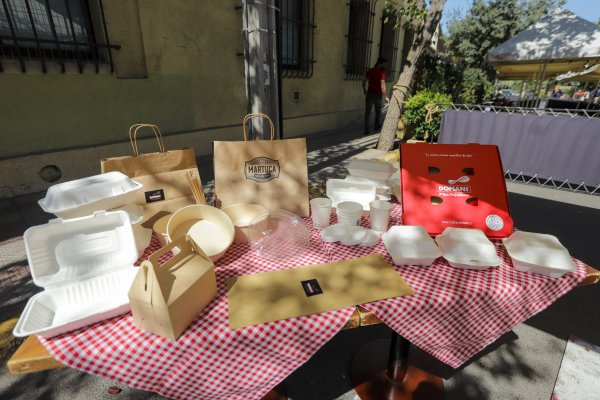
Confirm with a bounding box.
[346,159,397,181]
[38,171,143,219]
[326,179,376,211]
[435,227,500,270]
[344,175,392,195]
[502,231,576,278]
[13,211,139,338]
[383,226,442,266]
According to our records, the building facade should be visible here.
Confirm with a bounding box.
[0,0,405,198]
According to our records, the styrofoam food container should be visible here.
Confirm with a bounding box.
[435,227,500,270]
[344,175,392,195]
[13,210,138,338]
[110,204,152,257]
[346,159,396,181]
[383,226,442,266]
[502,231,576,278]
[38,171,143,219]
[326,179,376,211]
[221,203,268,243]
[167,204,235,262]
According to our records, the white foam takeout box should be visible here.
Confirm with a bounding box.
[326,179,376,211]
[383,226,442,266]
[38,171,143,219]
[502,231,576,278]
[435,227,500,270]
[13,210,139,338]
[346,159,397,181]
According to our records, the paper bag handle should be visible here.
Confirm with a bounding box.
[242,113,275,141]
[129,124,166,156]
[146,235,212,273]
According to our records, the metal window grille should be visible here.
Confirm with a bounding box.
[280,0,315,79]
[378,11,399,82]
[344,0,375,80]
[0,0,120,73]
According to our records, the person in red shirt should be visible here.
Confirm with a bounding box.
[362,57,390,135]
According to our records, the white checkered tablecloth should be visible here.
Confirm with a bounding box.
[39,203,587,399]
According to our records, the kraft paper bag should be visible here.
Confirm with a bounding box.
[128,235,217,340]
[101,124,200,227]
[213,114,310,217]
[226,254,414,329]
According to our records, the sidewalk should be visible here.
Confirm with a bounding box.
[1,127,599,400]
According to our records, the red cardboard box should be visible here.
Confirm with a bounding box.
[399,143,513,238]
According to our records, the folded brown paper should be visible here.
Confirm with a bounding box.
[227,254,414,329]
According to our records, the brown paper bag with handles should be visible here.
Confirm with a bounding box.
[101,124,201,227]
[213,114,310,217]
[128,235,217,340]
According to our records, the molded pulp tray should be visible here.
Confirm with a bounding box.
[13,211,139,338]
[326,179,376,211]
[346,159,396,181]
[435,227,500,270]
[502,231,576,278]
[38,171,143,219]
[383,226,442,266]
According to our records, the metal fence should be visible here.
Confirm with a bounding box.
[438,104,600,195]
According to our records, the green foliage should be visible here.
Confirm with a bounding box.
[446,0,565,80]
[402,90,452,139]
[415,53,463,101]
[460,68,494,103]
[384,0,427,31]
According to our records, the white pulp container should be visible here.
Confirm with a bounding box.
[13,210,139,338]
[383,226,442,266]
[326,179,376,211]
[502,231,576,278]
[346,159,397,181]
[435,227,501,270]
[38,171,143,219]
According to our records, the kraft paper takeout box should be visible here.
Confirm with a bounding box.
[399,143,513,238]
[128,235,217,340]
[227,254,414,329]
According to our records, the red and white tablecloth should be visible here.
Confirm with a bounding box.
[39,203,586,400]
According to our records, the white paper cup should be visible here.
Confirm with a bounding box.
[310,197,332,229]
[369,200,392,232]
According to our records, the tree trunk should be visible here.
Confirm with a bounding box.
[377,0,447,151]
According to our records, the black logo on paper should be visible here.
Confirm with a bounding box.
[145,189,165,203]
[301,279,323,297]
[245,157,280,183]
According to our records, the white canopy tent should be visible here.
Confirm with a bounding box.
[488,7,600,89]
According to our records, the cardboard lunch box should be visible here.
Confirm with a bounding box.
[399,143,513,238]
[128,235,217,341]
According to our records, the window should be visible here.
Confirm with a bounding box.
[280,0,315,79]
[344,0,375,80]
[0,0,120,73]
[378,11,400,82]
